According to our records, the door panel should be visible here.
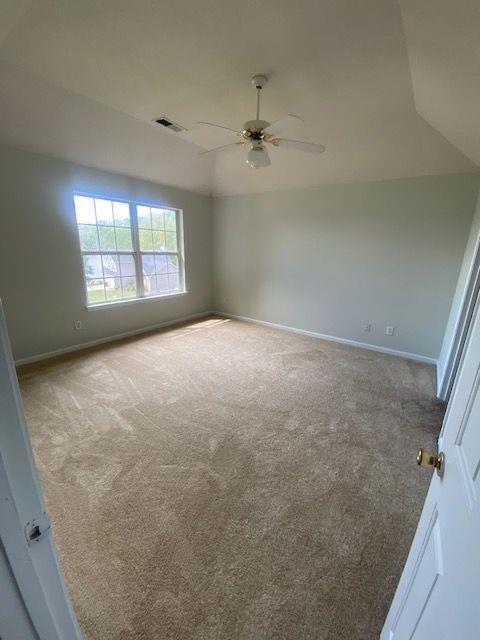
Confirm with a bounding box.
[389,505,443,640]
[382,298,480,639]
[455,370,480,508]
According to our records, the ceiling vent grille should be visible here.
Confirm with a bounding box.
[152,117,186,133]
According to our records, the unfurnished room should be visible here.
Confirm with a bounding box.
[0,2,479,639]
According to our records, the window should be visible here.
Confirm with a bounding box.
[74,195,184,306]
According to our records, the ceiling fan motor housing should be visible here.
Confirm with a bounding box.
[243,120,270,140]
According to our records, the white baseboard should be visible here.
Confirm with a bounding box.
[16,309,438,368]
[215,311,438,365]
[436,364,446,400]
[15,311,214,366]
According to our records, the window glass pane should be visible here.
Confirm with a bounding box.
[154,254,168,274]
[137,205,151,229]
[164,210,176,231]
[139,228,153,251]
[74,196,96,224]
[86,279,106,304]
[168,273,179,291]
[121,277,137,298]
[119,254,136,278]
[105,277,122,301]
[83,254,103,279]
[115,226,132,250]
[156,274,169,292]
[102,254,120,278]
[95,199,114,226]
[165,231,177,251]
[167,255,178,273]
[151,208,165,230]
[98,226,116,251]
[152,230,166,251]
[141,254,155,274]
[78,224,99,251]
[143,274,159,296]
[113,201,130,227]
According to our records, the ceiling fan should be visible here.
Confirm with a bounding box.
[198,75,326,169]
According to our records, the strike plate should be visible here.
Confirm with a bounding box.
[24,512,51,545]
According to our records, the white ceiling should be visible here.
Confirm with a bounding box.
[400,0,480,167]
[0,0,478,196]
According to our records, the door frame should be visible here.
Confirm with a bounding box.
[439,227,480,403]
[0,299,82,640]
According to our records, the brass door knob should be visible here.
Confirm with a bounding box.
[417,448,445,477]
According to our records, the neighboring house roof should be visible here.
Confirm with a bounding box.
[101,255,169,278]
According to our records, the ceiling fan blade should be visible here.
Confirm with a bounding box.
[263,114,303,136]
[199,141,244,156]
[197,121,241,135]
[274,138,326,154]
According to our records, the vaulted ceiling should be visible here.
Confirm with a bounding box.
[399,0,480,167]
[0,0,478,196]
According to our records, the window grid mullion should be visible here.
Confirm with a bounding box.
[176,211,185,292]
[92,199,107,302]
[80,250,134,256]
[130,202,144,298]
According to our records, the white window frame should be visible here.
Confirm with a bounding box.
[73,193,186,309]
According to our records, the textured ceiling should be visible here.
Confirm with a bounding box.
[0,0,477,196]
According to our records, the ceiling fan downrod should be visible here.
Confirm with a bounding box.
[251,74,267,120]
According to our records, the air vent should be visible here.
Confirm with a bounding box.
[152,117,186,133]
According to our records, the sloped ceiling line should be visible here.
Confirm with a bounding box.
[0,0,477,196]
[399,0,480,169]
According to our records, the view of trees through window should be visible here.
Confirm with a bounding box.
[74,195,184,305]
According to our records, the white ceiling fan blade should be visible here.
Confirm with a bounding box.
[197,121,241,135]
[274,138,326,154]
[199,141,244,156]
[263,114,303,137]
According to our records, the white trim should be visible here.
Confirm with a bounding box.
[15,309,438,368]
[15,311,213,366]
[215,311,437,365]
[437,217,480,401]
[86,290,188,311]
[0,300,83,639]
[436,362,441,398]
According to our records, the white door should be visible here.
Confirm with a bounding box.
[0,300,82,640]
[381,297,480,639]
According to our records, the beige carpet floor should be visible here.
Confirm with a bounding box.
[19,316,443,640]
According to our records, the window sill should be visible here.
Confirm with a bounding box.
[86,291,188,311]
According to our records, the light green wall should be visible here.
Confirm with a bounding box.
[213,174,480,359]
[0,146,213,361]
[1,145,478,363]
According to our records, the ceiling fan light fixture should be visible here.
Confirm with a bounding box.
[246,144,271,169]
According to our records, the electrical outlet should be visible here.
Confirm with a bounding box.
[363,323,372,333]
[386,325,395,336]
[74,320,82,331]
